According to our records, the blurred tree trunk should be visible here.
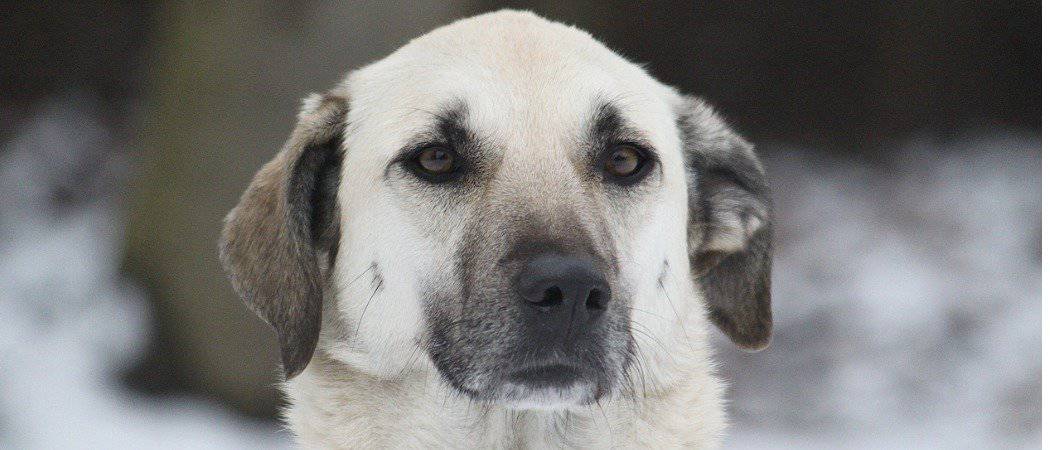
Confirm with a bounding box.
[122,1,475,418]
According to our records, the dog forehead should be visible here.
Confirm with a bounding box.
[343,10,679,156]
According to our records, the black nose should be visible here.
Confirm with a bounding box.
[515,253,610,335]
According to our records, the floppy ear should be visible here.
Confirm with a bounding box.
[219,92,348,378]
[678,95,773,351]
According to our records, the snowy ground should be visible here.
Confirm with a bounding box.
[0,99,1039,448]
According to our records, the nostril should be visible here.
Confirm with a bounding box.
[531,286,563,308]
[585,288,607,311]
[515,253,610,313]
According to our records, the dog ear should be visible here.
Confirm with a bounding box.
[219,92,348,378]
[678,95,773,351]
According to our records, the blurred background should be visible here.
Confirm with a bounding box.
[1,1,1039,448]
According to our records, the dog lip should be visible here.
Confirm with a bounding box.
[507,363,581,386]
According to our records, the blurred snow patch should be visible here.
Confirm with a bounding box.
[0,98,292,449]
[722,133,1040,449]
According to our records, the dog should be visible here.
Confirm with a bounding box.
[220,10,772,448]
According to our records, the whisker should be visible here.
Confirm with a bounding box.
[629,319,672,359]
[625,305,672,322]
[657,277,686,332]
[344,264,374,288]
[395,343,425,380]
[354,279,384,340]
[594,399,614,442]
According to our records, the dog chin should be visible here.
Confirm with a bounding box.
[494,381,601,410]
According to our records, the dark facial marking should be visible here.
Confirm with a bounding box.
[419,198,632,403]
[585,100,659,188]
[387,103,493,188]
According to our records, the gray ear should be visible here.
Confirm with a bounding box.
[678,95,773,351]
[219,93,348,378]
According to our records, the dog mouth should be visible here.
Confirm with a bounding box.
[428,342,627,408]
[507,363,582,387]
[495,360,607,409]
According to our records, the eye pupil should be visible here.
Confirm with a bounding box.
[419,147,455,174]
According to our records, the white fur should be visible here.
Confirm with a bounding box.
[285,10,730,448]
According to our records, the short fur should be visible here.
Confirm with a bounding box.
[221,10,772,449]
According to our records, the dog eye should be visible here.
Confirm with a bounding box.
[418,147,455,173]
[602,145,651,182]
[407,146,464,182]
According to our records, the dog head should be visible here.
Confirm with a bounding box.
[220,11,771,409]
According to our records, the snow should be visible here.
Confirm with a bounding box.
[0,98,1039,448]
[0,98,293,449]
[721,134,1040,449]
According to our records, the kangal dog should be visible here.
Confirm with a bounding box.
[221,10,772,449]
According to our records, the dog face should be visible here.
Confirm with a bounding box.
[221,11,771,409]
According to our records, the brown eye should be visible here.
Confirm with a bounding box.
[600,144,655,186]
[406,145,464,183]
[417,147,455,174]
[604,146,643,177]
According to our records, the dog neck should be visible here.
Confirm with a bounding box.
[283,332,726,448]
